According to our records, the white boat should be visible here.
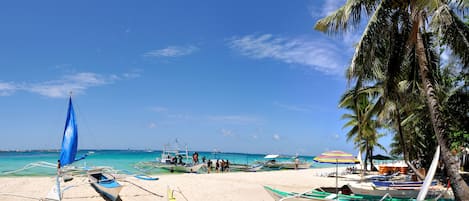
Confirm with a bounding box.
[88,169,123,201]
[263,154,311,169]
[347,183,452,199]
[230,163,264,172]
[137,142,206,173]
[348,146,453,200]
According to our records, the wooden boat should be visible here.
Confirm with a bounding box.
[137,143,206,173]
[230,163,263,172]
[264,186,454,201]
[350,146,453,200]
[372,180,437,187]
[88,170,123,201]
[347,183,452,199]
[263,154,311,169]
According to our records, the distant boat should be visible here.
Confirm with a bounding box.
[46,96,123,201]
[136,142,205,173]
[262,154,311,169]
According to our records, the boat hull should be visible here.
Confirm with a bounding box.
[264,162,311,169]
[88,172,123,201]
[159,163,206,173]
[264,186,325,201]
[348,183,453,199]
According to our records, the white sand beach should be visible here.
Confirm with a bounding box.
[0,167,355,201]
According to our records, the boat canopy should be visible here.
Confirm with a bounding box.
[264,154,280,159]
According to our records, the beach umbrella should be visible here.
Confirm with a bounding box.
[313,150,359,195]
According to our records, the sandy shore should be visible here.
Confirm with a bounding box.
[0,167,357,201]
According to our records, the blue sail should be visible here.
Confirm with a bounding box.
[59,97,78,166]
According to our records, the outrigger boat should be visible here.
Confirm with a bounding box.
[136,142,205,173]
[263,186,453,201]
[46,96,123,201]
[263,154,311,169]
[264,146,454,201]
[88,168,123,201]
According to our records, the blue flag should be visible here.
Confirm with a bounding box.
[59,97,78,166]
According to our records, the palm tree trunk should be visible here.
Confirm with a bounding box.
[416,24,469,200]
[395,106,425,180]
[364,143,369,172]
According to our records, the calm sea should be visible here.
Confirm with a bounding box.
[0,150,337,176]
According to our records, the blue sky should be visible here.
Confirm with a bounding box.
[0,0,392,155]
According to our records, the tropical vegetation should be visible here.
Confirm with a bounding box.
[315,0,469,200]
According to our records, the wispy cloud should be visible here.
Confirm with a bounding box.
[148,122,157,129]
[273,134,281,141]
[321,0,345,16]
[208,115,262,125]
[228,34,348,75]
[27,73,114,98]
[273,101,312,113]
[220,128,235,137]
[0,82,17,96]
[144,45,198,57]
[0,71,139,98]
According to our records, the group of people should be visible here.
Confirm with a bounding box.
[206,159,230,173]
[167,154,185,165]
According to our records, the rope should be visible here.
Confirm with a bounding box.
[0,193,42,200]
[1,161,56,175]
[122,180,163,197]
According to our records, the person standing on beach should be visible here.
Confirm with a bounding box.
[295,157,299,170]
[216,159,220,173]
[207,159,212,174]
[226,160,230,172]
[192,152,199,164]
[57,160,61,175]
[221,160,225,172]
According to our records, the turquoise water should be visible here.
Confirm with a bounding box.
[0,150,337,176]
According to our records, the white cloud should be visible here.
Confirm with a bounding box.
[148,122,157,128]
[321,0,346,16]
[228,34,348,75]
[221,128,234,137]
[0,82,17,96]
[0,71,139,98]
[144,45,198,57]
[208,115,262,125]
[27,72,114,98]
[333,133,340,140]
[273,134,281,141]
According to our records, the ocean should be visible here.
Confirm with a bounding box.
[0,150,338,176]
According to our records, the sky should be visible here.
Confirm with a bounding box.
[0,0,393,155]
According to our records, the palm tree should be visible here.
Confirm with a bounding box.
[315,0,469,199]
[340,89,386,172]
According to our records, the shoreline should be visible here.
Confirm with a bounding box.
[0,167,351,201]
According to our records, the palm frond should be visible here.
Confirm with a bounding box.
[431,4,469,68]
[315,0,379,34]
